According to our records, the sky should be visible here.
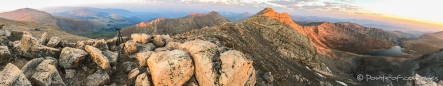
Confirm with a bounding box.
[0,0,442,30]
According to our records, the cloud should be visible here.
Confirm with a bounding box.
[335,0,354,3]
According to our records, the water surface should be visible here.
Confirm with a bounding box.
[360,46,409,56]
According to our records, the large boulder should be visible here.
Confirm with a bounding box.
[136,51,153,66]
[38,32,48,45]
[124,40,137,54]
[86,70,110,86]
[85,45,110,70]
[59,47,88,68]
[92,39,109,51]
[0,63,32,86]
[21,58,45,78]
[75,41,86,49]
[137,43,156,53]
[147,50,194,86]
[0,28,11,37]
[31,60,66,86]
[164,42,181,50]
[14,32,61,58]
[0,29,11,45]
[179,40,220,86]
[218,50,255,86]
[152,35,165,47]
[131,33,151,44]
[16,34,39,52]
[161,35,173,44]
[46,37,61,48]
[103,50,118,66]
[76,39,109,51]
[0,45,11,57]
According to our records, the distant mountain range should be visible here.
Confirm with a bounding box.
[0,8,58,26]
[121,11,229,37]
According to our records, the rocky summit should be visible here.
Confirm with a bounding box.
[0,28,257,85]
[1,7,443,86]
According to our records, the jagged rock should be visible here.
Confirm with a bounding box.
[75,41,86,49]
[86,70,110,86]
[38,32,48,45]
[152,35,164,47]
[43,57,58,67]
[263,72,274,83]
[76,39,109,51]
[85,45,110,70]
[0,45,10,57]
[103,50,118,66]
[245,70,256,86]
[16,34,39,52]
[136,51,153,66]
[0,28,11,37]
[147,50,194,86]
[93,39,109,51]
[128,68,140,80]
[46,37,61,47]
[164,42,181,50]
[124,40,137,54]
[59,47,88,68]
[131,33,151,44]
[65,69,75,79]
[16,46,61,58]
[179,40,220,86]
[14,33,61,58]
[58,41,76,48]
[137,43,156,53]
[218,50,255,86]
[0,63,32,86]
[0,29,10,45]
[31,60,66,86]
[135,72,152,86]
[21,58,45,78]
[154,47,167,52]
[161,35,173,44]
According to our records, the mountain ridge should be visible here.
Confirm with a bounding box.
[120,11,229,36]
[0,8,58,26]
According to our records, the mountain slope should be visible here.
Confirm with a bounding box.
[0,17,89,42]
[176,8,346,85]
[0,8,57,26]
[54,8,110,19]
[302,22,394,53]
[120,11,229,36]
[55,16,104,34]
[337,22,417,45]
[402,31,443,56]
